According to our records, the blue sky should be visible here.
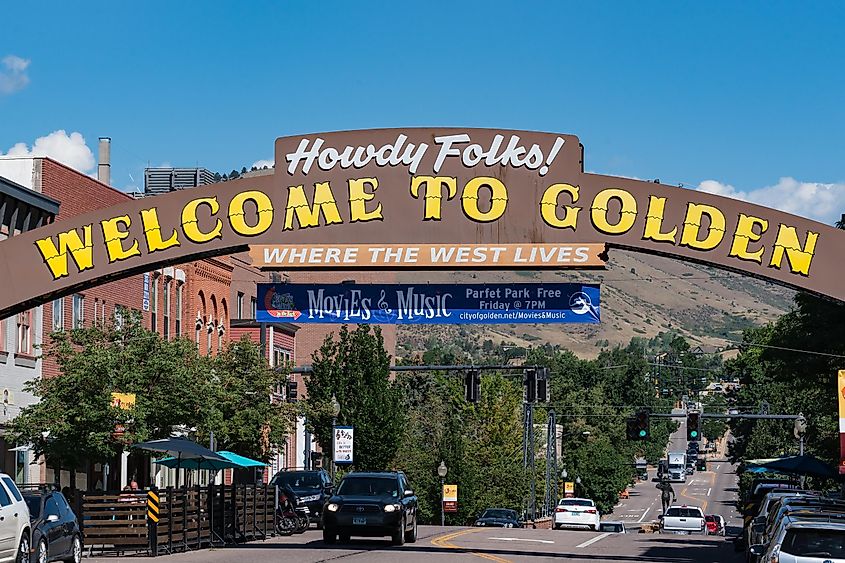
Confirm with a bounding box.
[1,1,843,222]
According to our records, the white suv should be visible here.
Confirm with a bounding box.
[553,498,600,531]
[0,473,30,563]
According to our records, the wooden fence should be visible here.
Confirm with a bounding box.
[77,484,277,556]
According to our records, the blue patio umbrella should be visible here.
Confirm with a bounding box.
[154,450,266,471]
[133,437,228,487]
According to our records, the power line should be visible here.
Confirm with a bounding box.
[721,338,845,359]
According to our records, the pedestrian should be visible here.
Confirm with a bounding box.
[657,479,676,514]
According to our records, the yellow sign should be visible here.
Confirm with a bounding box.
[442,484,458,502]
[111,392,136,410]
[564,482,575,496]
[839,371,845,419]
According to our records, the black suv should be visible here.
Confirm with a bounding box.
[322,471,418,545]
[270,469,333,525]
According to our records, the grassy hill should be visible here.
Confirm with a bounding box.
[396,249,794,360]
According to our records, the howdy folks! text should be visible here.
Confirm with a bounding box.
[34,175,817,280]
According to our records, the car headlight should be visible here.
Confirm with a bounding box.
[383,504,400,512]
[477,521,485,526]
[327,503,339,512]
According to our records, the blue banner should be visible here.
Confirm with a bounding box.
[257,283,600,325]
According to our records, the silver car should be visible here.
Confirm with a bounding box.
[751,515,845,563]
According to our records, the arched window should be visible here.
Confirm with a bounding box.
[209,295,218,355]
[218,299,228,352]
[197,291,206,350]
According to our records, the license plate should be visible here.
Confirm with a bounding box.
[353,516,367,525]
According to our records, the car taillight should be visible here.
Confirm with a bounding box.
[555,507,568,513]
[585,509,597,514]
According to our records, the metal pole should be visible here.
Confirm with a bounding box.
[440,476,445,527]
[528,403,535,522]
[331,417,336,483]
[545,409,556,517]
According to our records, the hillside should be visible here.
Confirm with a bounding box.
[396,249,795,360]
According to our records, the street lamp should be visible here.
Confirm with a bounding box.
[331,395,341,483]
[437,461,448,527]
[559,469,568,500]
[575,476,582,496]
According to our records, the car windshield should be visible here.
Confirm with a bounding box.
[481,509,516,520]
[273,473,322,488]
[24,495,41,519]
[337,477,399,498]
[559,499,593,507]
[782,528,845,558]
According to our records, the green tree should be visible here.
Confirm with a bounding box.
[304,325,403,471]
[200,336,296,462]
[9,314,211,483]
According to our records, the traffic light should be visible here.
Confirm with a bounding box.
[524,368,537,403]
[286,379,298,403]
[626,411,650,441]
[537,367,549,403]
[464,369,480,403]
[686,411,701,441]
[311,451,322,468]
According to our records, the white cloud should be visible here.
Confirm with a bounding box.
[0,55,30,95]
[695,177,845,225]
[252,159,274,169]
[2,130,95,173]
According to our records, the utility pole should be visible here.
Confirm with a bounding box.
[522,401,535,522]
[544,409,557,517]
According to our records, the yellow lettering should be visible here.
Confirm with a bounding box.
[461,177,508,223]
[409,176,457,220]
[642,196,677,243]
[181,197,223,243]
[539,183,580,230]
[140,208,180,253]
[284,182,343,230]
[101,215,141,263]
[679,203,726,250]
[729,214,768,263]
[34,225,94,279]
[348,178,383,223]
[769,224,818,275]
[590,188,637,235]
[229,190,274,236]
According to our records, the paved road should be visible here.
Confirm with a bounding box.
[88,412,744,562]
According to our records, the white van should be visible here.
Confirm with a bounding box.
[0,473,30,563]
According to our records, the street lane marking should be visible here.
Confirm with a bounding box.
[431,528,511,563]
[707,488,712,496]
[637,507,651,523]
[576,532,611,548]
[489,537,555,544]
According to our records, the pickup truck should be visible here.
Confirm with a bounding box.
[660,505,707,534]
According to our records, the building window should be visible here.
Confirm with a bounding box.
[273,347,292,368]
[237,292,244,318]
[250,297,257,319]
[207,320,213,355]
[72,294,84,328]
[0,318,5,352]
[101,301,107,324]
[16,311,31,355]
[93,298,99,325]
[151,277,159,332]
[163,279,171,340]
[175,283,183,336]
[52,298,64,332]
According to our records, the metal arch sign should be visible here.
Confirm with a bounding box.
[0,127,844,319]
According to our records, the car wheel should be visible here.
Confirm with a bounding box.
[17,534,30,563]
[590,524,598,531]
[404,516,418,543]
[322,528,337,544]
[553,523,561,530]
[36,539,48,563]
[392,517,406,546]
[338,533,351,543]
[65,535,82,563]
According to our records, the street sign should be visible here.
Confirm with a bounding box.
[564,482,575,497]
[111,392,136,409]
[443,484,458,512]
[333,426,354,465]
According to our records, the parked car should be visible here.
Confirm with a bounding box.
[322,471,418,545]
[0,473,31,563]
[271,469,333,527]
[746,491,825,552]
[600,521,625,533]
[553,498,600,531]
[22,489,81,563]
[660,505,706,535]
[750,514,845,563]
[474,508,522,528]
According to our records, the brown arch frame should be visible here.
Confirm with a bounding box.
[0,128,842,318]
